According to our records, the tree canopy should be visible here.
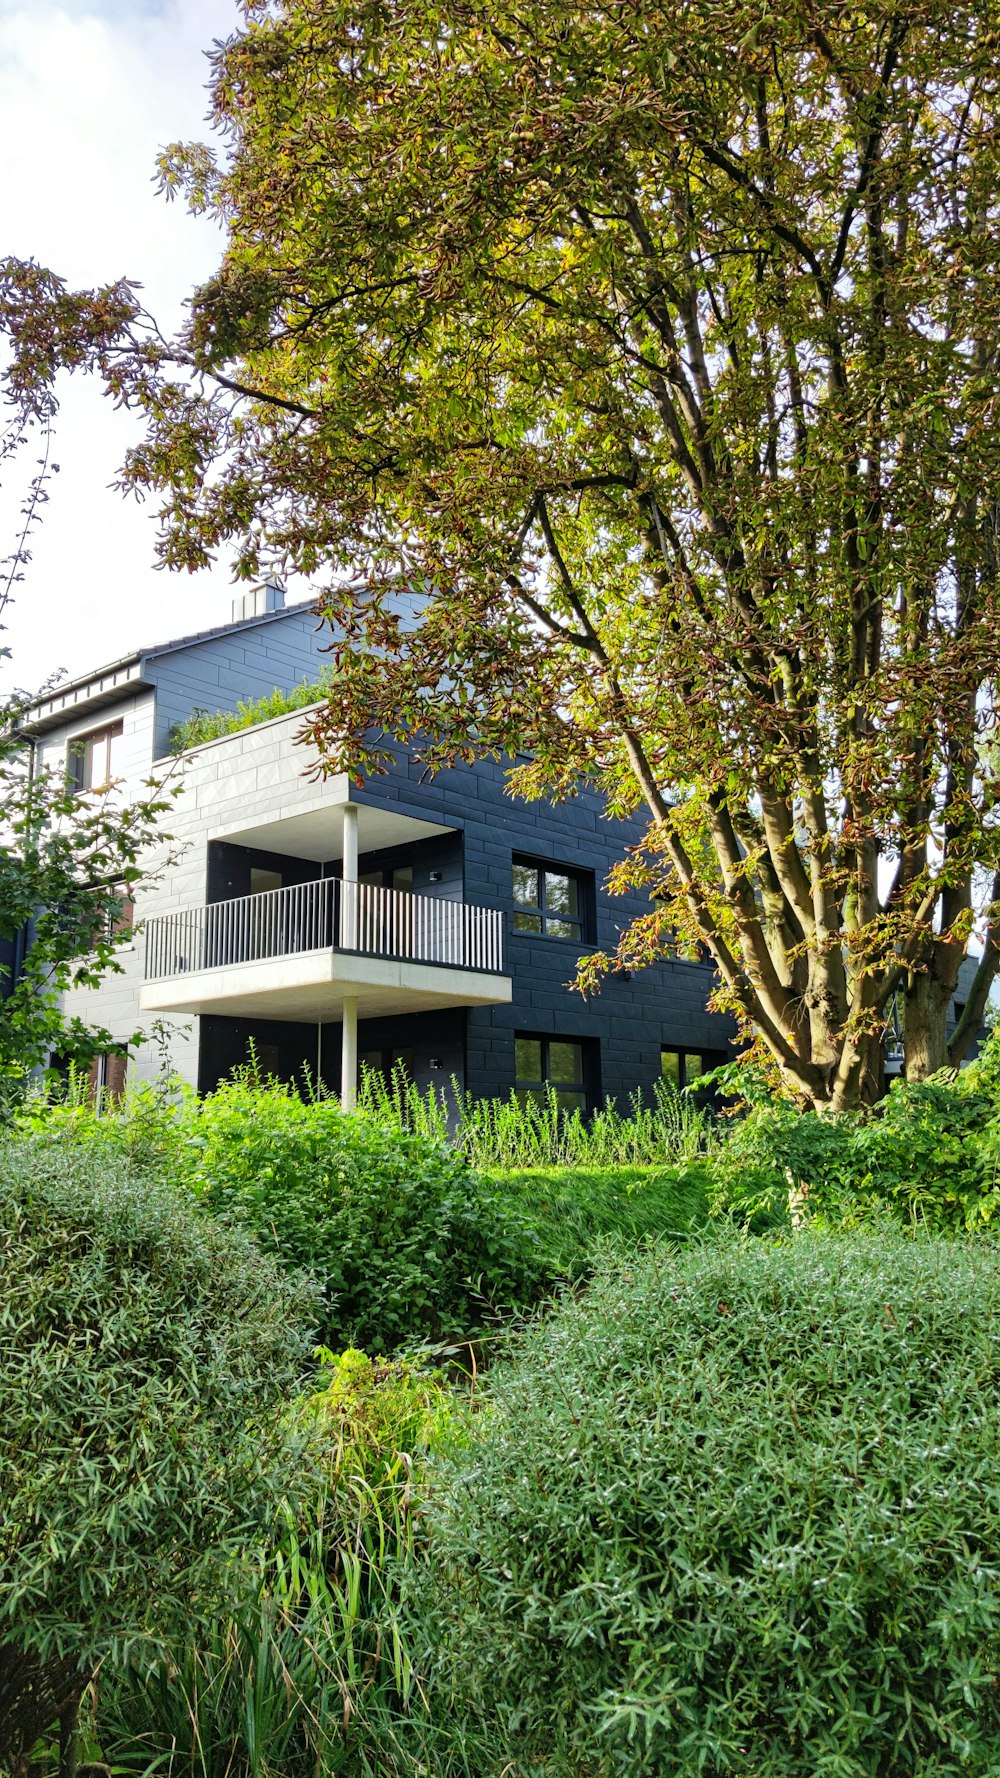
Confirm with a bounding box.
[0,394,171,1089]
[5,0,1000,1108]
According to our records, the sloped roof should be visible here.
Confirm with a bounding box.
[21,598,319,735]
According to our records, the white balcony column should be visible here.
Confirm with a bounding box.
[342,801,359,883]
[340,802,359,951]
[341,996,358,1112]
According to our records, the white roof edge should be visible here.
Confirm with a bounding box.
[20,597,323,732]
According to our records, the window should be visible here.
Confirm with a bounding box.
[250,868,283,896]
[109,888,135,941]
[67,721,124,793]
[515,1034,588,1114]
[512,859,588,941]
[661,1048,705,1091]
[88,1051,127,1103]
[360,1046,414,1088]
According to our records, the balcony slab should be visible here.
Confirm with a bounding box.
[139,947,512,1021]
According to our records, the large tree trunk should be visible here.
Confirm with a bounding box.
[903,973,951,1080]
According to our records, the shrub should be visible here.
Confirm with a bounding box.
[408,1233,1000,1777]
[0,1135,317,1770]
[14,1065,193,1172]
[96,1349,464,1778]
[710,1074,1000,1233]
[176,1076,547,1350]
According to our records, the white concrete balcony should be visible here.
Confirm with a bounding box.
[139,877,511,1022]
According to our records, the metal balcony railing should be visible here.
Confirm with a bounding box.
[144,876,505,981]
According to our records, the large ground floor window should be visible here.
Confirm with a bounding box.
[661,1048,706,1091]
[515,1034,589,1114]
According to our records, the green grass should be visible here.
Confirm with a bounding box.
[358,1067,719,1171]
[490,1162,710,1279]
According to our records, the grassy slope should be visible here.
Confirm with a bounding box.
[488,1162,710,1281]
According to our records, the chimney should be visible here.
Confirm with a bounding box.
[231,580,286,623]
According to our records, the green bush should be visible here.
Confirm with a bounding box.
[175,1076,548,1351]
[0,1135,317,1769]
[15,1065,193,1171]
[710,1073,1000,1233]
[96,1348,465,1778]
[408,1232,1000,1777]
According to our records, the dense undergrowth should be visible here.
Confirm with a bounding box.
[14,1068,712,1352]
[10,1034,1000,1777]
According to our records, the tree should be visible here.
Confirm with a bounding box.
[6,0,1000,1109]
[0,300,172,1092]
[0,701,173,1090]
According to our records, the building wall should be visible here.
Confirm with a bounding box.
[33,686,157,791]
[352,748,736,1107]
[148,605,326,756]
[28,601,737,1100]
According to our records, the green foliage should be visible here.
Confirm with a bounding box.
[710,1069,1000,1234]
[408,1233,1000,1777]
[0,702,172,1089]
[14,1062,194,1170]
[0,1133,317,1764]
[95,1349,464,1778]
[172,1073,548,1351]
[168,669,337,753]
[359,1067,717,1170]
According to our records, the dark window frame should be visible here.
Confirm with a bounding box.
[515,1031,596,1115]
[511,855,594,943]
[661,1048,708,1091]
[67,720,124,793]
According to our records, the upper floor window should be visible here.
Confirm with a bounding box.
[512,858,589,941]
[67,721,124,793]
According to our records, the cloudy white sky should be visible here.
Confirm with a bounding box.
[0,0,257,695]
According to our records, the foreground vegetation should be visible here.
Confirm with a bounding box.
[412,1233,1000,1776]
[7,1044,1000,1776]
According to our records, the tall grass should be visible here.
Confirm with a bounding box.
[23,1059,717,1175]
[357,1066,717,1170]
[95,1351,457,1778]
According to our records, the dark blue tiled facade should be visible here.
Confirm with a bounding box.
[200,740,737,1105]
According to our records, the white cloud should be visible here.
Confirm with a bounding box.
[0,0,248,694]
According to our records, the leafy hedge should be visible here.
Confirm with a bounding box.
[408,1232,1000,1777]
[0,1137,317,1766]
[173,1077,549,1350]
[710,1069,1000,1233]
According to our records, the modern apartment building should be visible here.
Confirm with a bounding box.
[17,585,738,1105]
